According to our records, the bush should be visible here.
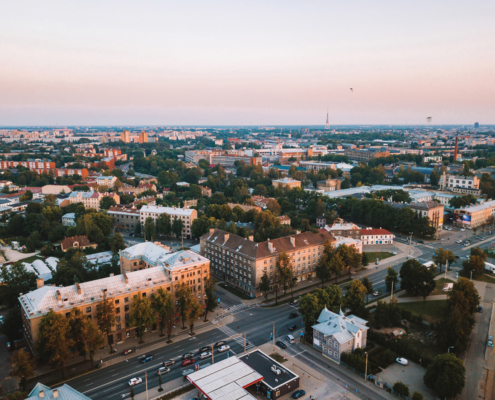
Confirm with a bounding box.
[380,349,397,366]
[412,391,424,400]
[393,381,410,397]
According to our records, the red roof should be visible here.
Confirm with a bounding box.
[360,228,393,236]
[318,228,327,233]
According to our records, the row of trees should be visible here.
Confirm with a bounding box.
[142,215,184,241]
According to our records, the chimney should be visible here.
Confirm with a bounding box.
[37,278,44,289]
[53,389,59,398]
[39,391,45,398]
[224,234,229,243]
[248,235,254,241]
[296,230,301,234]
[290,236,295,247]
[209,228,215,236]
[56,290,61,301]
[268,241,274,252]
[75,282,81,295]
[124,273,129,284]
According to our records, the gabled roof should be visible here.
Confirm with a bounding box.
[61,235,91,250]
[312,307,368,344]
[360,228,393,236]
[28,382,91,400]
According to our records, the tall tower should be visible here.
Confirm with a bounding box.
[324,110,330,130]
[454,136,459,161]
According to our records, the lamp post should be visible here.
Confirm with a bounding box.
[471,269,474,281]
[364,352,368,382]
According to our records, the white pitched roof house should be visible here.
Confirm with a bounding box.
[312,307,368,364]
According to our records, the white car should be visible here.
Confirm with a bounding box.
[465,255,470,259]
[396,358,409,366]
[460,228,465,232]
[129,377,142,386]
[218,345,230,353]
[456,240,463,244]
[200,351,212,359]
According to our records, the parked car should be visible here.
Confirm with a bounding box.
[417,240,424,244]
[289,324,297,331]
[489,335,494,347]
[200,351,212,359]
[124,349,132,355]
[183,352,195,360]
[456,240,463,244]
[129,378,142,386]
[460,228,465,231]
[292,390,306,399]
[396,358,409,366]
[141,355,153,363]
[288,299,299,305]
[163,360,175,367]
[455,272,459,278]
[373,291,380,297]
[465,255,470,259]
[157,367,171,375]
[276,341,287,349]
[218,345,230,353]
[289,312,299,319]
[286,334,295,344]
[182,358,195,367]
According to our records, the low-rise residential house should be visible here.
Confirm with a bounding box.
[316,179,341,191]
[278,215,291,225]
[62,212,77,226]
[312,308,369,364]
[96,175,117,187]
[201,186,212,197]
[60,235,97,252]
[316,216,326,227]
[324,219,361,240]
[360,228,395,245]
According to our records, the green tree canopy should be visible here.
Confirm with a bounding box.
[424,354,466,399]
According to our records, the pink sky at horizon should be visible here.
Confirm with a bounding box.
[1,0,494,125]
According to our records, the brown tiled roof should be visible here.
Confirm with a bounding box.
[278,215,291,221]
[201,229,335,260]
[61,235,91,250]
[410,201,444,210]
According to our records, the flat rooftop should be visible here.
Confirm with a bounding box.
[239,350,298,390]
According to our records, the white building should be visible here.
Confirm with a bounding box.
[96,175,117,187]
[139,205,197,239]
[360,228,395,245]
[62,212,77,227]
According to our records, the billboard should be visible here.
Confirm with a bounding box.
[462,215,471,225]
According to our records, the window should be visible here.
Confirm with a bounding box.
[115,307,120,314]
[124,297,129,303]
[142,293,146,298]
[116,316,121,322]
[125,305,130,312]
[86,307,91,313]
[116,324,121,330]
[115,299,120,304]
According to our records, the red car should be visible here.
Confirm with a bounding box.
[182,358,195,367]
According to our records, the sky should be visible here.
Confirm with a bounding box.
[0,0,494,126]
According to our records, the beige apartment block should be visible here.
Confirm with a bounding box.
[200,229,336,297]
[272,178,301,189]
[454,200,495,228]
[139,205,197,239]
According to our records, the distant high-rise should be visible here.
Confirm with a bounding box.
[121,130,130,143]
[324,110,330,130]
[454,137,459,161]
[139,131,148,143]
[474,122,480,129]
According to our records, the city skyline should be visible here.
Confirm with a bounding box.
[1,0,494,125]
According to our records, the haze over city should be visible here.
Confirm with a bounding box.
[1,0,494,125]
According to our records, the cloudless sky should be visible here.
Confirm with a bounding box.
[1,0,494,125]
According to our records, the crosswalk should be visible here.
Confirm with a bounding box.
[217,324,256,352]
[224,303,249,314]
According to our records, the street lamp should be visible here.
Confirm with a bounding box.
[364,352,368,382]
[471,269,475,281]
[448,346,454,353]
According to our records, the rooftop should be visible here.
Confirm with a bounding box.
[27,383,91,400]
[313,308,369,344]
[140,205,195,216]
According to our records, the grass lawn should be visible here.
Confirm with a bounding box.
[17,255,45,264]
[364,252,394,262]
[429,278,455,296]
[397,300,447,323]
[475,274,495,284]
[218,283,252,300]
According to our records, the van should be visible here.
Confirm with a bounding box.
[286,334,295,344]
[396,357,409,366]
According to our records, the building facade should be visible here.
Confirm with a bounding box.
[108,206,140,232]
[316,179,341,191]
[62,213,76,227]
[68,190,120,211]
[410,201,445,229]
[360,228,395,245]
[139,205,197,239]
[200,229,336,297]
[454,200,495,228]
[440,173,480,192]
[272,178,301,189]
[325,219,361,240]
[344,148,390,163]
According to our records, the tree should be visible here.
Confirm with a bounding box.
[361,276,374,304]
[10,348,34,391]
[84,318,104,367]
[337,244,362,276]
[266,199,281,216]
[374,298,402,328]
[411,392,424,400]
[462,246,486,278]
[432,247,456,273]
[203,277,218,322]
[399,259,436,300]
[96,293,116,352]
[176,283,192,329]
[144,217,155,241]
[385,267,398,292]
[36,310,74,379]
[188,298,203,334]
[392,382,409,397]
[361,252,369,267]
[129,293,156,343]
[0,306,23,342]
[172,217,184,239]
[424,353,466,399]
[258,271,270,299]
[109,233,126,254]
[68,308,87,359]
[0,263,37,308]
[275,251,294,303]
[344,279,368,318]
[99,196,117,210]
[316,240,344,286]
[151,288,173,336]
[19,190,33,202]
[135,222,141,235]
[156,213,171,236]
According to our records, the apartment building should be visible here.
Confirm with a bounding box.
[200,229,336,297]
[184,150,261,167]
[410,201,445,229]
[454,200,495,228]
[344,148,390,163]
[277,149,313,163]
[272,178,301,189]
[439,173,481,195]
[121,130,131,143]
[107,206,140,232]
[96,175,117,187]
[19,244,209,353]
[139,205,197,239]
[316,179,341,191]
[324,219,361,240]
[68,190,120,211]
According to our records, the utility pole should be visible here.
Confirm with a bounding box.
[391,281,394,300]
[364,352,368,382]
[145,371,148,400]
[445,260,448,279]
[273,322,275,351]
[211,343,214,364]
[244,333,247,354]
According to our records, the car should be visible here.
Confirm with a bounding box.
[289,312,299,319]
[292,390,306,399]
[460,228,465,232]
[215,341,228,348]
[478,306,483,313]
[200,351,212,359]
[124,349,132,355]
[289,324,297,331]
[276,341,287,349]
[373,291,380,297]
[489,341,494,348]
[218,345,230,353]
[129,377,142,386]
[396,358,409,366]
[481,237,485,240]
[489,231,493,235]
[455,255,460,259]
[183,352,195,360]
[163,360,175,367]
[465,255,470,259]
[288,299,299,305]
[286,334,295,344]
[455,272,459,278]
[198,346,211,354]
[157,367,171,375]
[182,358,195,366]
[456,240,463,244]
[0,316,4,324]
[141,355,153,363]
[417,240,424,244]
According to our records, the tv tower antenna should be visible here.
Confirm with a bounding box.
[324,108,330,130]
